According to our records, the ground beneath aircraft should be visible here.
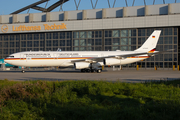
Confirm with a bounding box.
[0,69,179,82]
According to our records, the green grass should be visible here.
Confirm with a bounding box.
[0,79,180,120]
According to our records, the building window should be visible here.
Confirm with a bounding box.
[10,49,14,54]
[16,42,19,47]
[95,31,102,38]
[46,33,52,39]
[4,35,8,41]
[60,32,65,39]
[113,38,120,45]
[87,47,94,51]
[129,29,136,37]
[10,42,14,47]
[73,47,79,51]
[121,30,128,37]
[34,41,39,47]
[80,39,86,46]
[88,31,94,38]
[121,38,128,45]
[67,32,72,39]
[95,46,102,51]
[27,34,32,40]
[129,38,136,45]
[67,40,72,46]
[105,38,112,45]
[121,46,128,51]
[80,47,86,51]
[34,34,39,40]
[40,41,44,47]
[73,32,79,38]
[10,35,14,41]
[21,34,26,40]
[80,32,86,38]
[60,40,65,46]
[53,33,58,39]
[27,41,32,47]
[53,40,58,46]
[138,29,145,36]
[3,42,8,47]
[16,35,20,40]
[88,39,94,46]
[66,47,72,51]
[73,40,79,46]
[0,36,2,41]
[34,48,39,51]
[3,49,8,54]
[112,46,120,51]
[105,46,112,51]
[95,39,102,45]
[40,33,45,40]
[112,30,120,37]
[46,40,51,46]
[105,30,112,37]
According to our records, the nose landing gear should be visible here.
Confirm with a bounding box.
[96,69,102,73]
[21,70,25,73]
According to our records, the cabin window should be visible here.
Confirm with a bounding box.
[8,56,14,58]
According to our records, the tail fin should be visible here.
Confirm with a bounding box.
[135,30,161,52]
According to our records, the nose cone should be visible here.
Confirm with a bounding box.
[4,58,9,64]
[4,59,7,63]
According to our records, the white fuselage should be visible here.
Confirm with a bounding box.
[4,51,149,67]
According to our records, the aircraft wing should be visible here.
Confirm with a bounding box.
[71,52,148,63]
[71,49,175,63]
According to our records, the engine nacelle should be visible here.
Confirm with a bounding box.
[103,58,121,66]
[74,62,90,69]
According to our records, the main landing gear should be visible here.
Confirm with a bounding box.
[80,69,102,73]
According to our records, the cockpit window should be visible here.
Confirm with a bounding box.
[7,56,14,58]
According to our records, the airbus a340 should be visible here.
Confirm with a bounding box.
[5,30,162,73]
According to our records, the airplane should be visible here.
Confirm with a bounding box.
[5,30,162,73]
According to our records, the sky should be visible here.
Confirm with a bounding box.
[0,0,179,15]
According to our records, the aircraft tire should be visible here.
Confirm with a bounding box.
[81,69,85,72]
[97,69,101,73]
[91,69,95,73]
[86,69,91,73]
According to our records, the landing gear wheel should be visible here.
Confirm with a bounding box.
[22,70,25,73]
[81,69,85,72]
[86,69,91,73]
[97,69,102,73]
[91,69,95,73]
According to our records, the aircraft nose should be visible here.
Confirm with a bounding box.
[4,59,8,63]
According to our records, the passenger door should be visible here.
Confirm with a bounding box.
[20,54,25,60]
[54,54,58,60]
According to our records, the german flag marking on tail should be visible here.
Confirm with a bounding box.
[148,48,156,53]
[152,36,155,38]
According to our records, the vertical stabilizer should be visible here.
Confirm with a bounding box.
[135,30,161,52]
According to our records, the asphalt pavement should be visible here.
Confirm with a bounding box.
[0,69,179,83]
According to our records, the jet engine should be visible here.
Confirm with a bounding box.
[103,58,121,66]
[74,62,91,69]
